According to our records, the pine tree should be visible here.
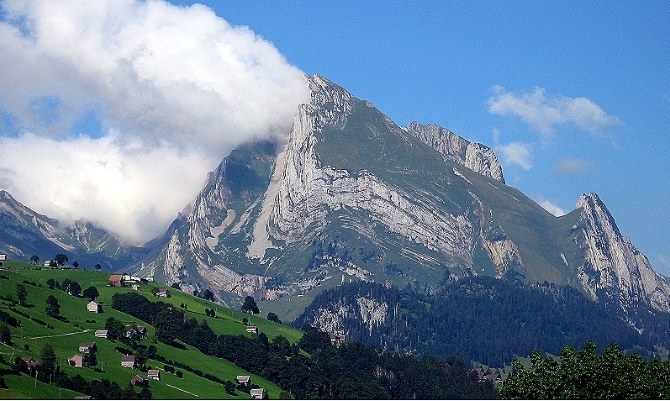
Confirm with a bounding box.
[45,295,60,317]
[15,284,27,306]
[40,343,58,382]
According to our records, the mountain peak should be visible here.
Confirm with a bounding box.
[305,74,355,126]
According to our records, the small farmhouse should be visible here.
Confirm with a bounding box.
[147,369,160,380]
[472,367,503,384]
[123,274,142,283]
[21,356,39,369]
[130,375,146,386]
[79,342,96,353]
[246,325,258,334]
[136,326,148,338]
[121,354,136,368]
[0,254,6,261]
[236,375,251,386]
[94,329,108,338]
[156,289,169,298]
[87,301,101,313]
[125,325,148,339]
[68,354,84,368]
[108,275,124,287]
[250,388,267,400]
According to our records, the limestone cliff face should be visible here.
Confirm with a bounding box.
[469,191,522,278]
[262,76,475,266]
[139,152,269,299]
[576,193,670,312]
[407,122,505,183]
[308,296,390,337]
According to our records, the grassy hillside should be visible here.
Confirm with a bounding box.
[0,259,299,399]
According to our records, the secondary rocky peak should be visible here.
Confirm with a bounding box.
[407,122,505,183]
[577,192,621,238]
[575,192,670,312]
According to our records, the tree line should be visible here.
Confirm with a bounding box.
[295,278,669,367]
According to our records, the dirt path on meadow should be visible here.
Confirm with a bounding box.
[165,383,200,397]
[28,329,89,340]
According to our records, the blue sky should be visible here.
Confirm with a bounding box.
[0,1,668,275]
[193,1,670,274]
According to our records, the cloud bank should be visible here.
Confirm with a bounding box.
[0,0,309,243]
[488,85,621,135]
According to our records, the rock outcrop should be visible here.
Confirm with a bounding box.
[407,122,505,183]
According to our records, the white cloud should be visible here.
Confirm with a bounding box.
[497,141,533,170]
[534,198,568,217]
[488,85,621,135]
[0,132,214,244]
[0,0,310,243]
[553,157,593,175]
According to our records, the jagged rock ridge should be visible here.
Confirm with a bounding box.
[406,122,505,183]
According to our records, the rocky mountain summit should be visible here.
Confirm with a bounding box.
[126,75,670,320]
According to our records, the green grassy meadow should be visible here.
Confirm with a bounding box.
[0,259,299,399]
